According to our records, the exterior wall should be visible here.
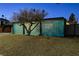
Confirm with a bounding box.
[12,20,65,36]
[42,20,64,36]
[12,23,23,34]
[12,23,40,35]
[24,23,40,35]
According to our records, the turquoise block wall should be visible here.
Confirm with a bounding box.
[12,23,40,35]
[24,24,40,35]
[42,20,64,36]
[12,23,23,34]
[12,20,64,36]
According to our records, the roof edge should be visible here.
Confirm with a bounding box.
[12,17,67,23]
[44,17,66,20]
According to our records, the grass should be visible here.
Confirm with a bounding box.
[0,35,79,56]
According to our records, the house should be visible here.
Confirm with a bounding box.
[12,17,66,37]
[0,18,12,32]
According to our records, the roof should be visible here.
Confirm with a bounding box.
[0,18,10,22]
[0,18,12,25]
[44,17,66,21]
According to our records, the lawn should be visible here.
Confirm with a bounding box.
[0,35,79,56]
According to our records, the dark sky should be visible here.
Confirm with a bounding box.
[0,3,79,22]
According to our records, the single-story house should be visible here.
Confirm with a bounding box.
[12,17,66,37]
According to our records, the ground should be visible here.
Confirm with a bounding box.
[0,34,79,56]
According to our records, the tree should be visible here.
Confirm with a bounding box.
[12,9,47,36]
[69,13,78,36]
[69,13,77,24]
[1,14,5,18]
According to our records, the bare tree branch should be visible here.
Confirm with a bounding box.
[12,8,47,35]
[31,22,39,31]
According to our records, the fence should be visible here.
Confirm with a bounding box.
[65,24,79,36]
[0,25,11,33]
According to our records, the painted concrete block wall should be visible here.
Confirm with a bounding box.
[24,23,40,35]
[12,20,64,36]
[12,23,40,35]
[42,20,64,36]
[12,23,23,34]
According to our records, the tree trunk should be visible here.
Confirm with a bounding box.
[27,31,31,36]
[23,25,25,35]
[22,24,26,35]
[39,21,42,36]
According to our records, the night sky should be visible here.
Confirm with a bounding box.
[0,3,79,22]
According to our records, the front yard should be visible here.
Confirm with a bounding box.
[0,35,79,56]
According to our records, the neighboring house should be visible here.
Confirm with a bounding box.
[0,18,12,32]
[12,17,66,36]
